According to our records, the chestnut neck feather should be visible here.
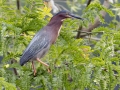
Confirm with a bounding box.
[47,16,63,33]
[47,16,63,26]
[46,16,64,44]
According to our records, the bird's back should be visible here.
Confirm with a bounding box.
[20,28,51,66]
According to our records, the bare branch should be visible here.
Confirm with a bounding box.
[86,0,92,7]
[16,0,20,10]
[11,59,19,76]
[76,0,110,38]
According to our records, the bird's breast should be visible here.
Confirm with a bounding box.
[57,25,62,36]
[51,25,62,44]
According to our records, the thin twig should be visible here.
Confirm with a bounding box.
[11,59,18,76]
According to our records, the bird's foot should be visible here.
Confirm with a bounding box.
[33,69,37,76]
[36,58,52,73]
[47,67,51,73]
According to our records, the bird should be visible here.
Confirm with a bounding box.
[20,10,83,75]
[44,0,59,13]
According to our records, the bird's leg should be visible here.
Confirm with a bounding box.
[32,61,36,76]
[36,58,51,73]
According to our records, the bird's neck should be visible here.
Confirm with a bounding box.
[47,19,63,44]
[47,19,63,34]
[47,18,63,26]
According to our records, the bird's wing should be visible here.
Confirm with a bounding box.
[20,30,50,66]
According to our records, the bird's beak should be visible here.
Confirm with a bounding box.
[68,14,83,20]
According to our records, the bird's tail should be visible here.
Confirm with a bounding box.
[20,56,29,66]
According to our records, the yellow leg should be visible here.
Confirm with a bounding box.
[36,58,51,73]
[32,61,36,76]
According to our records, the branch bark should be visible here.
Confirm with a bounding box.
[16,0,20,10]
[11,59,19,76]
[76,0,110,38]
[86,0,92,7]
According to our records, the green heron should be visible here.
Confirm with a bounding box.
[20,11,83,75]
[44,0,59,13]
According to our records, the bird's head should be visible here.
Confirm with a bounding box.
[47,10,83,27]
[51,10,83,21]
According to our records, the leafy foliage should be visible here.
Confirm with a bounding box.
[0,0,120,90]
[0,77,16,90]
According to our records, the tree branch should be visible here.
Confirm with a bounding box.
[16,0,20,10]
[86,0,92,7]
[11,59,19,76]
[76,0,110,38]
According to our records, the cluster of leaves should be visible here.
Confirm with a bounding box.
[0,77,16,90]
[0,0,120,90]
[66,0,87,12]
